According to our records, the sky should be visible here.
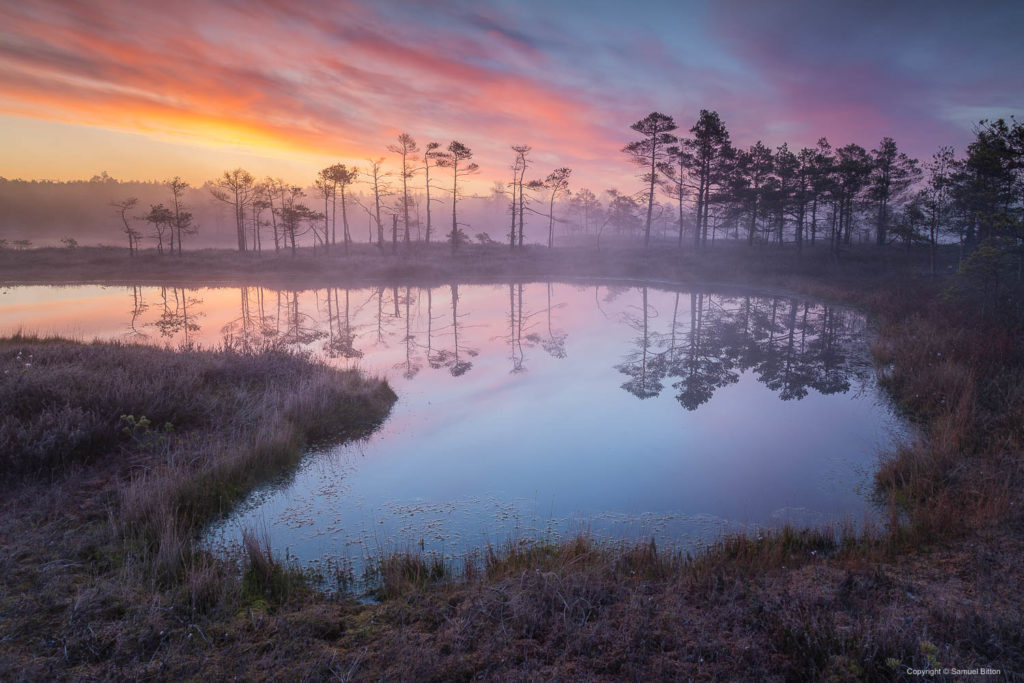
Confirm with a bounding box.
[1,0,1021,191]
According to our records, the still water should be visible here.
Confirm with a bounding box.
[1,282,904,572]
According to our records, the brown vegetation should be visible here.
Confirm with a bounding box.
[1,244,1023,679]
[0,336,395,678]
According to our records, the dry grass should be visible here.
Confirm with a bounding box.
[0,335,395,678]
[1,242,1023,679]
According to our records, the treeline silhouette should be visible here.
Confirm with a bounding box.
[2,111,1021,290]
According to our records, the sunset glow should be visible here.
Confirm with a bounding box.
[2,0,1021,188]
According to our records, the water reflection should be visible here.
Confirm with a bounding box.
[0,282,870,409]
[152,286,202,343]
[616,288,864,408]
[0,281,898,575]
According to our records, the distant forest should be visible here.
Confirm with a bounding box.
[1,110,1021,274]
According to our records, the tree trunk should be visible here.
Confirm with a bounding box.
[340,187,351,254]
[425,163,432,244]
[644,140,655,248]
[451,163,459,253]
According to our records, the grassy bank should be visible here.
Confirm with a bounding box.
[0,336,396,678]
[344,254,1024,680]
[1,245,1022,679]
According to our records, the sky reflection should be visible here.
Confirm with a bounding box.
[0,282,905,577]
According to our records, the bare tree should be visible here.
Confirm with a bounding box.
[111,197,140,254]
[624,112,678,248]
[507,153,522,248]
[366,158,391,250]
[210,168,256,252]
[512,145,531,247]
[388,133,420,243]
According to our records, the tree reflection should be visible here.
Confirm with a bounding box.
[670,292,739,409]
[428,284,477,376]
[152,286,202,344]
[615,286,664,398]
[280,290,326,347]
[507,283,526,373]
[222,286,278,350]
[616,288,865,409]
[323,287,363,359]
[119,283,864,403]
[394,286,421,379]
[538,283,567,359]
[126,285,148,338]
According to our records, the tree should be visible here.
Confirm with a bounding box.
[660,145,689,247]
[793,147,816,253]
[770,143,799,245]
[956,119,1019,250]
[541,167,572,247]
[604,189,642,241]
[808,138,836,246]
[167,176,195,255]
[923,146,956,274]
[144,203,174,254]
[259,178,288,253]
[507,150,523,248]
[387,133,420,243]
[251,189,270,253]
[570,188,601,237]
[868,137,921,247]
[210,168,255,252]
[624,112,677,248]
[111,197,140,254]
[274,186,317,256]
[434,141,479,253]
[511,145,532,247]
[366,158,391,249]
[833,144,871,249]
[738,141,773,245]
[325,164,358,253]
[422,142,441,244]
[314,170,334,252]
[891,197,927,251]
[682,110,732,249]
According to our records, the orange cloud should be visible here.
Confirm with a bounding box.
[0,0,628,189]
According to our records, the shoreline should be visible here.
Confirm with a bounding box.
[1,244,1021,679]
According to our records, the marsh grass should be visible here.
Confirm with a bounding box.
[0,334,395,677]
[2,242,1023,679]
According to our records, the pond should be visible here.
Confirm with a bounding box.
[1,281,905,577]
